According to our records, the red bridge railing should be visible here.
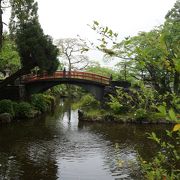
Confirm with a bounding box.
[22,71,110,85]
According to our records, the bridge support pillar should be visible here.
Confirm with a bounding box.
[80,84,105,101]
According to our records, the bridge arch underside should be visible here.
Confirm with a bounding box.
[25,79,107,101]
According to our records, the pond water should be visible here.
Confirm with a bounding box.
[0,100,171,180]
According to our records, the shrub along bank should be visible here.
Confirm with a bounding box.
[0,94,56,123]
[74,85,180,124]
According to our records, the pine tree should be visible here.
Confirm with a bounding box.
[0,0,59,88]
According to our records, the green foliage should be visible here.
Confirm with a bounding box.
[141,129,180,179]
[0,100,33,119]
[0,94,55,119]
[108,87,155,115]
[15,19,59,73]
[49,85,66,96]
[0,33,20,75]
[10,0,39,34]
[31,94,54,112]
[122,28,178,94]
[157,105,167,117]
[43,94,55,107]
[156,93,180,114]
[72,94,100,110]
[107,85,179,122]
[134,109,148,121]
[156,102,179,123]
[85,109,104,118]
[115,60,135,81]
[31,94,48,112]
[9,0,59,74]
[0,99,14,116]
[16,102,33,118]
[86,63,119,80]
[89,20,118,51]
[168,108,177,122]
[90,0,180,95]
[169,93,180,113]
[12,101,19,116]
[108,97,123,114]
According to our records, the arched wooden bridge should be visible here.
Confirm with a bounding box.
[22,71,111,100]
[22,71,110,85]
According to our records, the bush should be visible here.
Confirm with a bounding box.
[108,99,123,114]
[73,94,100,109]
[49,85,66,96]
[108,91,131,114]
[12,102,19,117]
[134,108,148,121]
[31,94,54,112]
[141,129,180,179]
[0,99,14,116]
[107,86,157,116]
[16,102,33,118]
[43,94,55,106]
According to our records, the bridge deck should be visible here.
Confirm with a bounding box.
[22,71,110,85]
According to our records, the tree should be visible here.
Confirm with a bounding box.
[0,33,20,76]
[163,0,180,94]
[89,0,180,95]
[124,0,180,94]
[86,62,118,79]
[15,19,59,73]
[0,0,59,88]
[55,38,89,71]
[114,27,179,94]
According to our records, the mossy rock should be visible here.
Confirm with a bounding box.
[0,113,12,123]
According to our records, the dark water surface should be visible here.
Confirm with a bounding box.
[0,100,171,180]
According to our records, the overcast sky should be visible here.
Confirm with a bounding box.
[37,0,176,41]
[2,0,177,67]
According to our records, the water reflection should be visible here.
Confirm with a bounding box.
[0,100,171,180]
